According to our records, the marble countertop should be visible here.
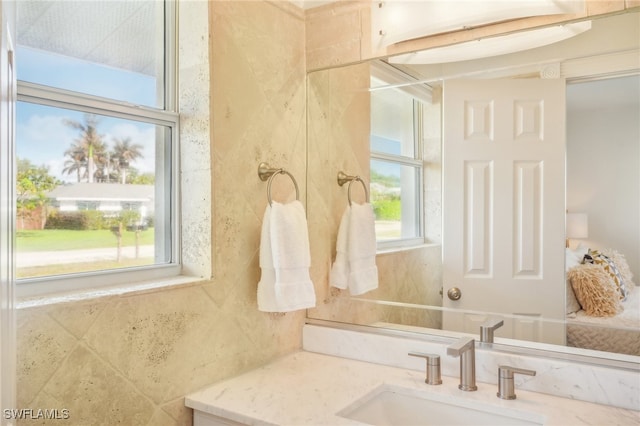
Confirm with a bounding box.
[185,351,639,425]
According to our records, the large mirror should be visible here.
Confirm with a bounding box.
[306,11,639,362]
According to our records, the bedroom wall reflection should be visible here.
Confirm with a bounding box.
[306,11,640,358]
[566,76,639,279]
[563,75,640,356]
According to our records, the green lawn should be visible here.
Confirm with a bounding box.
[16,229,154,252]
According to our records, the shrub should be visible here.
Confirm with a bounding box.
[373,198,401,220]
[45,211,91,230]
[84,210,106,230]
[45,210,149,230]
[46,210,113,230]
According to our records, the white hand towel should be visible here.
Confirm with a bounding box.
[347,202,378,295]
[330,203,378,295]
[257,200,316,312]
[257,205,277,311]
[329,208,350,290]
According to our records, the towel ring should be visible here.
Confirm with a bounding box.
[258,162,300,206]
[337,171,369,206]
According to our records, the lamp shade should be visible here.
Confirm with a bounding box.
[566,213,588,239]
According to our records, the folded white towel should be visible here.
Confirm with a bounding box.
[348,202,378,295]
[258,200,316,312]
[330,202,378,295]
[257,206,277,311]
[330,208,350,290]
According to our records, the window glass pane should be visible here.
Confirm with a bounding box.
[371,159,420,241]
[16,1,164,108]
[370,81,416,158]
[16,102,170,279]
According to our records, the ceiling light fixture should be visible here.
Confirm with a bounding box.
[388,21,591,64]
[372,0,585,50]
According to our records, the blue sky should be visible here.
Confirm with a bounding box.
[16,47,158,183]
[371,134,405,178]
[17,47,157,106]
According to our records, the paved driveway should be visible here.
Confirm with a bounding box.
[16,245,154,267]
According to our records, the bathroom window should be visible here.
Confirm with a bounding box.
[15,1,179,295]
[370,72,426,249]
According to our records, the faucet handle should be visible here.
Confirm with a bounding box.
[446,336,475,356]
[497,365,536,400]
[480,319,504,343]
[408,352,442,385]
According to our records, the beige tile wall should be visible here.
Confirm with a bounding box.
[16,2,307,425]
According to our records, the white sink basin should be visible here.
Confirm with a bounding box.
[337,385,545,426]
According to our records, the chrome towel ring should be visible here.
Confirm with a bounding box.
[337,171,369,205]
[258,162,300,206]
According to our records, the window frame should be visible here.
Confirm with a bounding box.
[15,1,181,298]
[369,64,431,252]
[371,98,426,251]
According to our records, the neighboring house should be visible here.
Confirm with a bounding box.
[47,182,154,221]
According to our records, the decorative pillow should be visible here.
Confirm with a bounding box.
[602,248,635,295]
[582,249,628,301]
[568,263,622,317]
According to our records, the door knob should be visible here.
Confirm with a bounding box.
[447,287,462,301]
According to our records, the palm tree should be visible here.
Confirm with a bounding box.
[94,150,117,183]
[63,114,106,183]
[62,141,87,183]
[111,137,144,184]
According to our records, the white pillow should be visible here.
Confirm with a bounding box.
[565,246,588,270]
[566,277,582,315]
[565,247,587,315]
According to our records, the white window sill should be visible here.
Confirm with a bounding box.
[16,274,207,309]
[376,242,441,256]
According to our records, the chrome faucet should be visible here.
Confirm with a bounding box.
[497,365,536,399]
[480,319,504,344]
[447,337,477,391]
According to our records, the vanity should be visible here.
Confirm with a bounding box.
[185,324,640,425]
